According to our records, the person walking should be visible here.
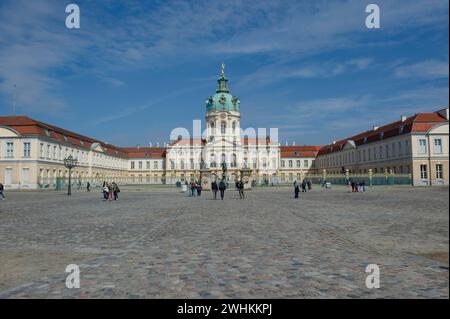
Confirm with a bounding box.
[307,180,312,190]
[197,182,202,197]
[102,183,109,201]
[0,182,5,200]
[301,180,307,192]
[190,181,197,197]
[112,182,120,200]
[211,180,218,199]
[86,181,91,192]
[219,179,226,200]
[294,181,300,199]
[236,179,245,199]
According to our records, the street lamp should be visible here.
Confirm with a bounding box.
[64,155,78,196]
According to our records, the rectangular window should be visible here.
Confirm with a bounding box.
[373,147,377,160]
[281,160,285,168]
[434,139,443,154]
[40,143,44,158]
[398,142,402,156]
[379,146,383,159]
[420,164,428,179]
[296,160,301,168]
[385,145,389,159]
[47,144,51,158]
[190,159,194,170]
[146,161,150,169]
[23,142,31,157]
[436,164,443,179]
[392,143,396,158]
[131,161,135,169]
[304,160,309,167]
[418,139,427,154]
[288,160,293,168]
[154,161,158,169]
[53,146,57,159]
[138,161,143,169]
[6,142,14,157]
[312,160,316,168]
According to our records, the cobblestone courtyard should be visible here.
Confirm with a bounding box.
[0,186,448,299]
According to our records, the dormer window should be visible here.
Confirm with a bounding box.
[379,132,384,139]
[399,126,404,134]
[363,137,368,144]
[63,135,68,142]
[44,129,51,136]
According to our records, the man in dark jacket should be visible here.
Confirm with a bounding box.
[211,180,218,199]
[219,179,226,200]
[236,180,245,199]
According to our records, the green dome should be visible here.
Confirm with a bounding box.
[205,72,240,112]
[206,91,240,112]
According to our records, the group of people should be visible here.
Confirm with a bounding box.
[348,180,366,193]
[293,180,312,198]
[185,178,245,200]
[185,181,203,197]
[102,181,120,201]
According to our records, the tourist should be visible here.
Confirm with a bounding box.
[301,180,307,192]
[190,181,197,197]
[102,183,109,200]
[108,183,113,200]
[211,180,218,199]
[294,181,300,199]
[361,180,366,192]
[351,181,356,192]
[197,182,202,197]
[219,179,226,200]
[236,179,245,199]
[307,180,312,190]
[86,181,91,192]
[0,182,5,200]
[112,182,120,200]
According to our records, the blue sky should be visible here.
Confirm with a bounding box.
[0,0,448,147]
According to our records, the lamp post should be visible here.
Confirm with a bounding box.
[64,155,78,196]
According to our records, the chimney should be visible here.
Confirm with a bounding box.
[400,115,407,122]
[435,107,449,120]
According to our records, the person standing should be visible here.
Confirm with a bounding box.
[0,183,5,200]
[301,180,307,192]
[103,183,109,201]
[219,179,226,200]
[86,181,91,192]
[294,181,300,199]
[211,180,218,199]
[236,179,245,199]
[197,181,202,197]
[112,182,120,200]
[307,180,312,190]
[190,181,197,197]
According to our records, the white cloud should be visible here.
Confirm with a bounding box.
[394,60,449,79]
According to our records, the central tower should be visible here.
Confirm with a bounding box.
[205,63,241,144]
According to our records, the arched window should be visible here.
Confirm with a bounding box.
[221,153,226,164]
[180,160,185,170]
[231,154,237,167]
[221,121,226,134]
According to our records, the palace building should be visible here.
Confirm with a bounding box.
[0,65,448,189]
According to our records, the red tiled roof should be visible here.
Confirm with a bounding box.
[280,146,322,158]
[122,147,166,158]
[318,112,448,156]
